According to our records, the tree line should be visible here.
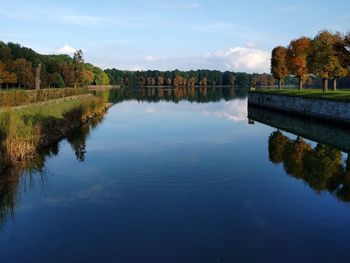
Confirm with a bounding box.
[271,30,350,91]
[2,37,349,91]
[0,42,109,89]
[104,69,299,88]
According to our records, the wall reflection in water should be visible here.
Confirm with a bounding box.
[249,105,350,202]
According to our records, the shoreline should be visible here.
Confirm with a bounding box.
[248,91,350,125]
[0,99,112,174]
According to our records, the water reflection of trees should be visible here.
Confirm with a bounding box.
[269,130,350,202]
[107,86,248,105]
[0,115,105,229]
[66,116,103,162]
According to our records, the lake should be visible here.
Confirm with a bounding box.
[1,87,350,263]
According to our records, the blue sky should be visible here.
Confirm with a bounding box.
[0,0,349,73]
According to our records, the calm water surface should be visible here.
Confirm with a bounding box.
[1,88,350,262]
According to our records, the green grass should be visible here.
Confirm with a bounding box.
[251,88,350,102]
[12,98,91,119]
[0,88,89,107]
[0,95,108,169]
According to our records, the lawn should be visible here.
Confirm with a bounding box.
[250,88,350,102]
[13,97,92,119]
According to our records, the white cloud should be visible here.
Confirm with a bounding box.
[144,56,156,62]
[116,100,247,123]
[92,46,270,73]
[145,107,156,113]
[201,47,270,73]
[198,100,247,122]
[57,44,77,55]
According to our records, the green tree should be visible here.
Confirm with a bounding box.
[330,34,349,90]
[61,62,75,87]
[47,73,65,88]
[0,42,12,65]
[101,72,110,85]
[309,30,340,92]
[72,50,84,88]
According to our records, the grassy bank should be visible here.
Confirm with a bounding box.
[0,95,110,171]
[0,88,89,107]
[250,89,350,102]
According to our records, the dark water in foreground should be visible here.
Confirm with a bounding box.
[1,88,350,263]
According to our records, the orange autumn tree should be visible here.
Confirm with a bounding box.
[173,75,183,87]
[0,61,17,89]
[157,76,164,86]
[287,37,311,91]
[271,46,289,90]
[13,58,34,89]
[83,68,95,86]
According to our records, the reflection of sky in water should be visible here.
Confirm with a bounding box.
[136,98,248,122]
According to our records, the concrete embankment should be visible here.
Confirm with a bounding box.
[248,92,350,125]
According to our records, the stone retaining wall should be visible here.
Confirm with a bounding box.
[248,92,350,124]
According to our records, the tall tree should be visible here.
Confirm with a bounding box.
[309,30,340,92]
[330,33,349,90]
[250,75,258,88]
[287,37,311,91]
[72,50,84,88]
[35,63,42,90]
[13,58,34,88]
[61,62,75,87]
[73,49,84,64]
[230,75,236,87]
[157,76,164,86]
[101,72,110,85]
[83,68,95,86]
[0,42,12,65]
[0,61,16,89]
[271,46,289,90]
